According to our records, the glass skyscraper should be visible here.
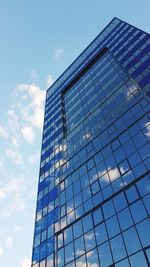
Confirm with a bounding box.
[31,18,150,267]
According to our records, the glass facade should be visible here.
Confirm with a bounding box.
[31,18,150,267]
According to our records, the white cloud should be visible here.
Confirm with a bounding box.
[0,190,6,199]
[6,237,13,247]
[144,122,150,137]
[99,167,121,182]
[46,74,53,87]
[84,232,94,241]
[108,167,120,181]
[76,249,85,257]
[0,209,11,217]
[21,126,35,144]
[14,225,24,232]
[0,160,3,169]
[76,260,98,267]
[0,177,26,200]
[6,148,23,165]
[76,261,86,267]
[88,264,98,267]
[22,258,31,267]
[11,136,19,147]
[1,83,45,155]
[0,125,9,139]
[0,246,3,256]
[47,259,53,267]
[0,170,28,219]
[28,153,40,164]
[126,84,138,100]
[9,194,26,211]
[54,48,64,60]
[15,83,46,130]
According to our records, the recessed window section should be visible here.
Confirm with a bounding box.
[62,48,128,136]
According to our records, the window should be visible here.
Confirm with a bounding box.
[110,234,127,262]
[123,227,141,255]
[95,223,108,245]
[118,208,133,231]
[98,242,113,267]
[129,251,148,267]
[106,215,120,238]
[136,219,150,247]
[130,200,147,223]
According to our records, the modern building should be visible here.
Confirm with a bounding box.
[31,17,150,267]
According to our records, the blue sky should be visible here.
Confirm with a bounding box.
[0,1,149,267]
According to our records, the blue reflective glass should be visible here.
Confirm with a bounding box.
[32,18,150,267]
[143,194,150,215]
[110,234,127,261]
[103,199,115,219]
[136,176,150,197]
[118,208,133,231]
[65,242,74,263]
[115,258,130,267]
[126,185,139,203]
[73,220,83,239]
[113,192,127,212]
[123,227,141,255]
[130,200,147,223]
[136,219,150,247]
[93,207,103,225]
[145,248,150,264]
[95,223,108,245]
[106,215,120,238]
[83,214,93,233]
[47,236,54,256]
[40,241,47,260]
[74,236,85,257]
[98,242,113,267]
[129,251,148,267]
[33,246,40,263]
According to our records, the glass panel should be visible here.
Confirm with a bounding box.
[143,194,150,215]
[98,242,113,267]
[74,236,85,257]
[83,214,93,233]
[115,258,130,267]
[40,241,47,260]
[136,219,150,247]
[95,223,108,245]
[130,200,147,223]
[123,227,141,255]
[93,207,103,225]
[118,208,133,231]
[106,215,120,238]
[87,248,99,267]
[110,234,127,262]
[73,220,83,239]
[84,230,96,252]
[129,251,148,267]
[76,255,86,267]
[47,236,54,256]
[64,226,73,244]
[47,254,53,267]
[40,260,46,267]
[113,192,127,212]
[136,176,150,196]
[34,233,41,247]
[65,242,74,264]
[57,247,64,267]
[103,199,115,219]
[125,185,139,203]
[145,248,150,264]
